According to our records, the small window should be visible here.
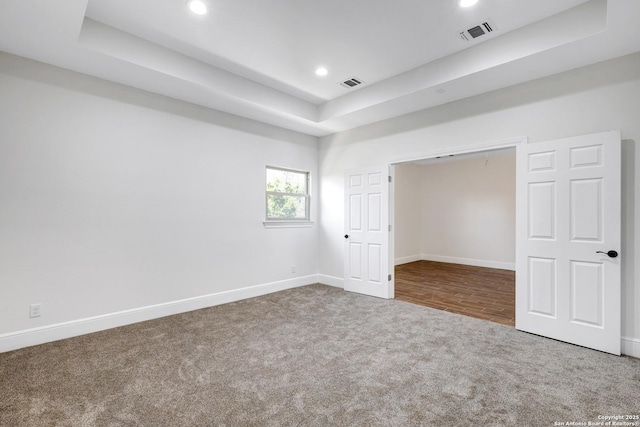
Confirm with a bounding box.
[266,167,310,221]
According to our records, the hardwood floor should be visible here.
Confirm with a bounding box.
[395,261,515,327]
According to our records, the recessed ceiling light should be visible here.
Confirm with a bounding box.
[188,0,207,15]
[315,67,328,77]
[459,0,478,7]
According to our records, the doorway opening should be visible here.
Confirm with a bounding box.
[391,144,518,326]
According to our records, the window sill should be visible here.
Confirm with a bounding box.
[263,221,314,229]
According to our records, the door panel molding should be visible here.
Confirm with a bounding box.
[344,166,391,299]
[516,131,621,355]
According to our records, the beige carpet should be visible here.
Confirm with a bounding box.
[1,284,639,426]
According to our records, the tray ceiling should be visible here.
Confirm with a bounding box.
[1,0,639,136]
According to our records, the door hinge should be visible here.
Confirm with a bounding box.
[388,176,392,183]
[389,224,392,232]
[388,274,392,281]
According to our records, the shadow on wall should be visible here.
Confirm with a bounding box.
[322,53,640,145]
[622,139,636,339]
[0,53,313,146]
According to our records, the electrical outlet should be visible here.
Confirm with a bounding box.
[29,303,41,318]
[291,265,296,274]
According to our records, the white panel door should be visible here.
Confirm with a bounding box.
[344,167,392,299]
[516,131,621,354]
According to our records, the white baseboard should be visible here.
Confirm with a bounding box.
[0,275,319,353]
[622,336,640,358]
[318,274,344,289]
[5,273,635,358]
[394,255,422,266]
[420,254,516,271]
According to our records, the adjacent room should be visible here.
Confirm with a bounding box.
[394,149,516,326]
[1,0,640,425]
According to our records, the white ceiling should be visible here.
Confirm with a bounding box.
[1,0,639,137]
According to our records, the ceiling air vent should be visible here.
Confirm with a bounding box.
[340,77,364,89]
[460,20,495,41]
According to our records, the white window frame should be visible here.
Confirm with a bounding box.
[264,166,313,228]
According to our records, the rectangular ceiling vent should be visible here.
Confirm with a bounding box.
[460,20,495,41]
[340,77,364,89]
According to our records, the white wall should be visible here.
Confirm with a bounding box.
[394,154,516,269]
[0,53,319,350]
[319,52,640,356]
[2,48,639,357]
[393,164,423,264]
